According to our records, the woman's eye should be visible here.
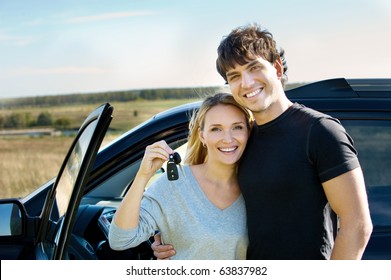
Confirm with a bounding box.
[233,125,244,130]
[211,127,221,132]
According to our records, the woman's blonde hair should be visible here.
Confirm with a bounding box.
[184,92,253,165]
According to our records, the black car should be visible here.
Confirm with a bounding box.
[0,78,390,260]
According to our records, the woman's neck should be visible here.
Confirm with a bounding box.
[195,161,238,188]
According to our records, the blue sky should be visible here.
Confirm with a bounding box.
[0,0,390,98]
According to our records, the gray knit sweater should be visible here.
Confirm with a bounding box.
[109,165,248,259]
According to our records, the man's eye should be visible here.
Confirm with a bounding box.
[228,75,239,82]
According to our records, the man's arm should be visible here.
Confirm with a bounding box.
[323,167,373,259]
[151,233,176,260]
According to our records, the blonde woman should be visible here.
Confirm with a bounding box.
[109,93,252,259]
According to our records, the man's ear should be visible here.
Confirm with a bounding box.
[274,57,284,79]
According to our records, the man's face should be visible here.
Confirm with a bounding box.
[225,56,284,122]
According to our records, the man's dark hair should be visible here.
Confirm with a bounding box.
[216,23,288,87]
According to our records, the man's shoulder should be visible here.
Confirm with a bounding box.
[291,103,336,123]
[292,102,328,118]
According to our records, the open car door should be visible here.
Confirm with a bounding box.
[0,103,113,260]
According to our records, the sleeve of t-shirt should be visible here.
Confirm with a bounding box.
[308,117,360,183]
[108,175,166,250]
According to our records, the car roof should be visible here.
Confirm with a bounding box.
[286,78,391,113]
[286,78,391,98]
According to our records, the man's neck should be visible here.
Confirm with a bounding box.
[254,97,293,125]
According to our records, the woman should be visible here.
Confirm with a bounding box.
[108,93,252,259]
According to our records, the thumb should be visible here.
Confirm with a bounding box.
[154,232,162,245]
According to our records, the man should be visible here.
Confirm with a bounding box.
[152,23,373,259]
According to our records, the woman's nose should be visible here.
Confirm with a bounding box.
[222,130,233,143]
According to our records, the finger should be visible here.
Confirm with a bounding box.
[151,233,176,260]
[150,140,174,155]
[154,247,176,260]
[153,233,162,245]
[145,145,172,161]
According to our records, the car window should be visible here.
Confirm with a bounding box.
[342,120,391,187]
[341,120,391,227]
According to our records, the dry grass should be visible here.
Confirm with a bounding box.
[0,136,73,198]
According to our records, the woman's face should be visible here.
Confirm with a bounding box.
[199,104,249,166]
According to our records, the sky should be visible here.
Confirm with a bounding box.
[0,0,390,99]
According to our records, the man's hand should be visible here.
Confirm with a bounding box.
[151,233,176,260]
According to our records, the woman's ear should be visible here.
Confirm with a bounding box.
[198,127,205,146]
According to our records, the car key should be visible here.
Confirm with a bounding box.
[167,152,181,181]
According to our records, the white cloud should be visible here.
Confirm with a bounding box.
[63,11,155,24]
[0,32,34,46]
[2,66,107,79]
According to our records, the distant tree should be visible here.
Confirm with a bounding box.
[24,112,34,127]
[36,111,53,126]
[4,113,25,128]
[54,118,71,130]
[0,115,5,128]
[0,86,223,109]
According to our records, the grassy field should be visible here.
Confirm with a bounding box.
[0,98,200,198]
[0,98,200,131]
[0,136,74,198]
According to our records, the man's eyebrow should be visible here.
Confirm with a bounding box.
[226,70,239,78]
[246,60,259,68]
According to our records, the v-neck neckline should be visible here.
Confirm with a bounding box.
[183,165,242,213]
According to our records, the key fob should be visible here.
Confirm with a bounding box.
[167,152,181,181]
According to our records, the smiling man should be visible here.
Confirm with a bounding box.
[215,23,373,260]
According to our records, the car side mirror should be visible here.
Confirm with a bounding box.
[0,200,24,237]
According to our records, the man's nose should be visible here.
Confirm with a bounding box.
[241,72,254,89]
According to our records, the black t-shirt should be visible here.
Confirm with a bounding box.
[238,103,360,260]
